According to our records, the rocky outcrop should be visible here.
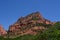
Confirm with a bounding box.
[0,25,7,36]
[8,12,53,37]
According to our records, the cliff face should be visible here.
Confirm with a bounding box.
[7,12,53,37]
[0,25,7,36]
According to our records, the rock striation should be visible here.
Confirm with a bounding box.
[8,12,53,37]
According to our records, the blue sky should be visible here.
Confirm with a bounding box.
[0,0,60,30]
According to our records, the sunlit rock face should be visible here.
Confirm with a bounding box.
[8,12,53,36]
[0,25,7,36]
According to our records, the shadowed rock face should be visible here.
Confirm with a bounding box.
[8,12,53,36]
[0,25,7,36]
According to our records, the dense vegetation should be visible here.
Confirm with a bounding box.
[0,22,60,40]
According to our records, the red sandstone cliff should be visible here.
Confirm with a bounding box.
[0,25,7,36]
[8,12,53,37]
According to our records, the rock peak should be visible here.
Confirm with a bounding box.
[0,24,3,29]
[34,11,40,14]
[29,11,40,15]
[8,12,53,37]
[0,24,7,36]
